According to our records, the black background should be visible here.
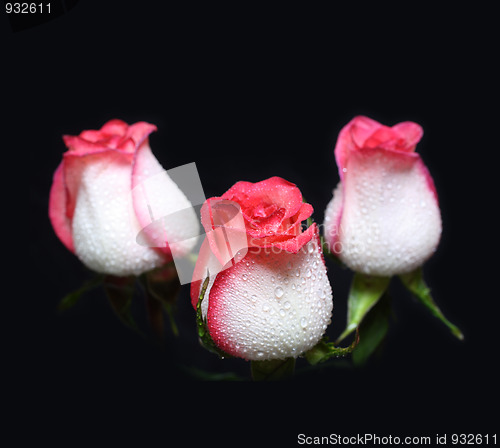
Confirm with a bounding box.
[9,1,497,443]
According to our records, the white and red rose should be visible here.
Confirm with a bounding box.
[49,119,199,277]
[191,177,333,361]
[323,116,442,276]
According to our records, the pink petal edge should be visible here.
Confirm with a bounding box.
[48,163,75,253]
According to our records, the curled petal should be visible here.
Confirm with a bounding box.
[350,116,386,149]
[222,177,305,221]
[99,119,129,136]
[335,116,424,179]
[391,121,423,151]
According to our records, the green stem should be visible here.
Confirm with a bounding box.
[399,267,463,340]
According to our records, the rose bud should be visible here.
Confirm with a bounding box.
[49,119,199,277]
[323,116,442,276]
[191,177,333,361]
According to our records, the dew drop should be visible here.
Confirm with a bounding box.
[300,317,307,328]
[274,286,284,299]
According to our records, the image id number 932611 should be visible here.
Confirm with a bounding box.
[451,434,497,445]
[5,3,51,13]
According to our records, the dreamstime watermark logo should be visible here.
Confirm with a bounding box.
[132,163,347,285]
[132,162,249,285]
[319,222,345,255]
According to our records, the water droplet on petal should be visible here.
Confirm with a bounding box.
[274,286,284,299]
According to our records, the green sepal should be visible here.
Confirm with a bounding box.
[103,275,143,336]
[196,275,210,340]
[57,274,104,311]
[336,273,391,343]
[251,358,296,381]
[352,290,392,365]
[305,332,359,365]
[399,267,463,340]
[196,274,231,359]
